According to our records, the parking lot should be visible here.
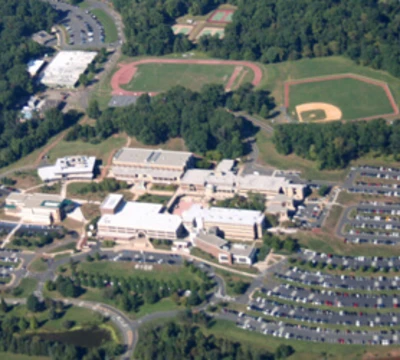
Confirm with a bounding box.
[338,202,400,245]
[219,309,399,345]
[49,1,106,47]
[345,166,400,198]
[299,249,400,271]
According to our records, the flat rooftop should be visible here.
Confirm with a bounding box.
[182,204,265,226]
[98,201,182,233]
[195,232,228,249]
[38,156,96,181]
[41,51,97,88]
[113,148,192,168]
[100,194,124,210]
[6,193,63,209]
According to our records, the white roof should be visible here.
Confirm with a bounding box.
[113,148,192,167]
[112,166,182,179]
[100,194,124,210]
[98,201,182,233]
[239,175,290,192]
[38,156,96,181]
[27,59,45,77]
[215,159,235,173]
[6,192,62,209]
[182,204,265,226]
[41,51,97,88]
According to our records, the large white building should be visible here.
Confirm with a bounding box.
[97,195,184,241]
[111,148,193,183]
[38,156,96,182]
[41,51,97,88]
[5,193,64,225]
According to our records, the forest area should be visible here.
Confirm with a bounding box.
[113,0,400,79]
[135,313,294,360]
[68,84,274,159]
[0,0,80,168]
[272,119,400,169]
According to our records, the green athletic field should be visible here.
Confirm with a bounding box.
[120,63,237,92]
[288,77,395,121]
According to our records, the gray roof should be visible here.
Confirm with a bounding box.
[113,148,192,167]
[195,232,227,249]
[230,244,256,258]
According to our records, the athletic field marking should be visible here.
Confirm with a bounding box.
[284,73,399,121]
[111,59,263,97]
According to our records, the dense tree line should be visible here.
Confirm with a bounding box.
[49,260,214,313]
[72,179,129,195]
[135,319,294,360]
[114,0,400,79]
[71,85,273,159]
[273,119,400,169]
[112,0,229,56]
[0,108,81,168]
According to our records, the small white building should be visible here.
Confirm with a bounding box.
[27,59,46,77]
[38,156,96,182]
[41,51,97,88]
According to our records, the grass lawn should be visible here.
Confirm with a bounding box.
[11,169,42,190]
[259,56,400,108]
[0,278,38,298]
[48,242,76,254]
[30,258,48,272]
[136,194,171,205]
[90,8,118,43]
[213,268,252,296]
[77,261,198,282]
[288,77,394,121]
[81,203,101,221]
[47,136,126,165]
[121,63,236,92]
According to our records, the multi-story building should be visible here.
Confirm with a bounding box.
[5,193,64,225]
[111,148,193,184]
[97,194,184,241]
[180,167,304,200]
[38,155,96,182]
[193,231,256,265]
[182,204,265,241]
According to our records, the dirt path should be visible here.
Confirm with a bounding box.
[34,130,68,167]
[111,58,263,96]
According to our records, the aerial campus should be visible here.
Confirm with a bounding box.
[2,0,400,359]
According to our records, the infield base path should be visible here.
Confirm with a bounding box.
[111,58,263,96]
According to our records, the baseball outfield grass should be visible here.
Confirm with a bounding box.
[287,77,395,121]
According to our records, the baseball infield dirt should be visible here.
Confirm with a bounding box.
[296,102,343,122]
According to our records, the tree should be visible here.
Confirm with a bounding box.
[0,297,8,313]
[87,100,101,119]
[275,344,294,359]
[63,320,75,330]
[30,316,39,330]
[79,73,89,87]
[27,295,42,313]
[18,317,29,331]
[318,185,331,197]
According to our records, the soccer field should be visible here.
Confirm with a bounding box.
[120,63,236,92]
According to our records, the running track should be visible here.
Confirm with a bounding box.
[111,58,263,96]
